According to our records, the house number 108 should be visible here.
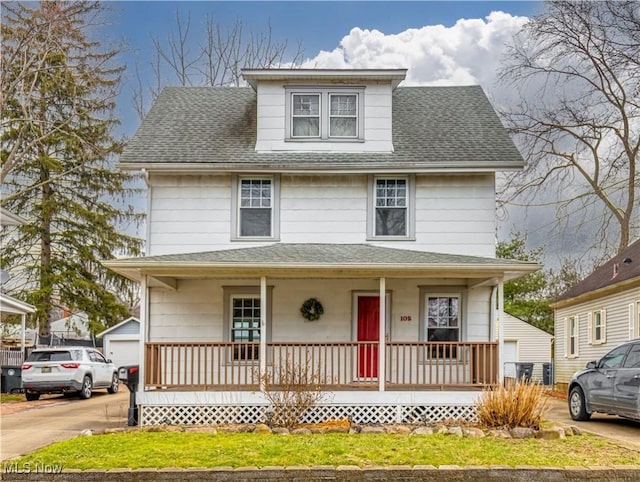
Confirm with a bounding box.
[400,315,412,322]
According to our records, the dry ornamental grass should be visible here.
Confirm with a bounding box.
[475,380,549,429]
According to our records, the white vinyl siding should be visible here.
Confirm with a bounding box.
[256,82,390,152]
[147,173,495,258]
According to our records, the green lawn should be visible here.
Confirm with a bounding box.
[0,393,24,403]
[14,432,640,469]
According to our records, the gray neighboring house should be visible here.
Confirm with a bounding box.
[97,317,140,369]
[552,239,640,387]
[105,68,539,426]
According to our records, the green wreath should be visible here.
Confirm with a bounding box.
[300,298,324,321]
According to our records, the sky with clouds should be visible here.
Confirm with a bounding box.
[107,1,582,262]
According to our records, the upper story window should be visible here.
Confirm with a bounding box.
[367,175,415,240]
[232,175,280,241]
[286,87,364,141]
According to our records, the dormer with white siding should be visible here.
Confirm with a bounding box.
[243,69,406,153]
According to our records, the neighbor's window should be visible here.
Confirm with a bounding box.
[567,315,578,357]
[239,178,272,237]
[287,88,363,140]
[591,310,606,344]
[375,178,407,236]
[230,295,261,361]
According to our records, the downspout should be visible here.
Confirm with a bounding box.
[489,286,497,341]
[141,169,151,257]
[497,279,505,384]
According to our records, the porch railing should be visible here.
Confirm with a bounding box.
[144,341,498,390]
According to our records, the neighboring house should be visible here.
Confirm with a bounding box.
[0,208,36,358]
[105,68,539,426]
[501,313,553,383]
[97,317,140,368]
[552,239,640,388]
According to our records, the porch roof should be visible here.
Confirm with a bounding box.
[104,243,540,286]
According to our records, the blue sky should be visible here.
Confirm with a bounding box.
[114,1,541,61]
[106,1,541,134]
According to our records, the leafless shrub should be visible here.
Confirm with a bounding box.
[260,355,330,428]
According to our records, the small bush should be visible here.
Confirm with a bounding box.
[260,355,330,428]
[475,380,549,429]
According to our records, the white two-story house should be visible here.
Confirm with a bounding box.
[105,69,539,425]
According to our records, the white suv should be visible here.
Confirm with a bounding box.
[21,347,119,401]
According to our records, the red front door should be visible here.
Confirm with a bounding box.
[357,296,379,379]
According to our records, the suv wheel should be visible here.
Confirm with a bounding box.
[569,386,591,421]
[79,375,92,400]
[107,373,119,394]
[25,391,40,401]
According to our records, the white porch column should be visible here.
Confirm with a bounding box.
[378,277,386,392]
[20,314,26,359]
[259,276,267,391]
[138,275,148,395]
[497,279,505,384]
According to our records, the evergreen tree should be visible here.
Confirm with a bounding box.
[1,2,142,336]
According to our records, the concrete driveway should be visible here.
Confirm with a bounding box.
[0,388,128,460]
[545,396,640,451]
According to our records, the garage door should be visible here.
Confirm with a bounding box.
[105,339,139,368]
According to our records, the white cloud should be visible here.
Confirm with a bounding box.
[303,11,528,90]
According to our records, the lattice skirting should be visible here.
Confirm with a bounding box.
[140,403,477,426]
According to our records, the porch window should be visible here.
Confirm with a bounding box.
[230,295,260,361]
[231,175,280,240]
[426,295,460,358]
[567,315,578,357]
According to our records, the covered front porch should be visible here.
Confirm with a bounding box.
[105,244,539,425]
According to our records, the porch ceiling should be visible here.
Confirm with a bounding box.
[104,243,540,286]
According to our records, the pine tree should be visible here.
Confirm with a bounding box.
[1,2,143,336]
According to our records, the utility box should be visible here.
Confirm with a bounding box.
[1,366,22,394]
[542,362,553,385]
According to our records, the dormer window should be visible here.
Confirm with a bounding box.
[286,87,364,141]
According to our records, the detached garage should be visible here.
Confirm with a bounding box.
[97,317,140,369]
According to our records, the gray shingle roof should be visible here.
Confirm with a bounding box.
[119,86,524,170]
[108,243,536,268]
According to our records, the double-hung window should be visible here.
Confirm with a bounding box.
[286,87,363,140]
[420,291,463,359]
[368,175,415,239]
[567,315,578,357]
[292,94,320,137]
[232,175,280,240]
[590,310,606,344]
